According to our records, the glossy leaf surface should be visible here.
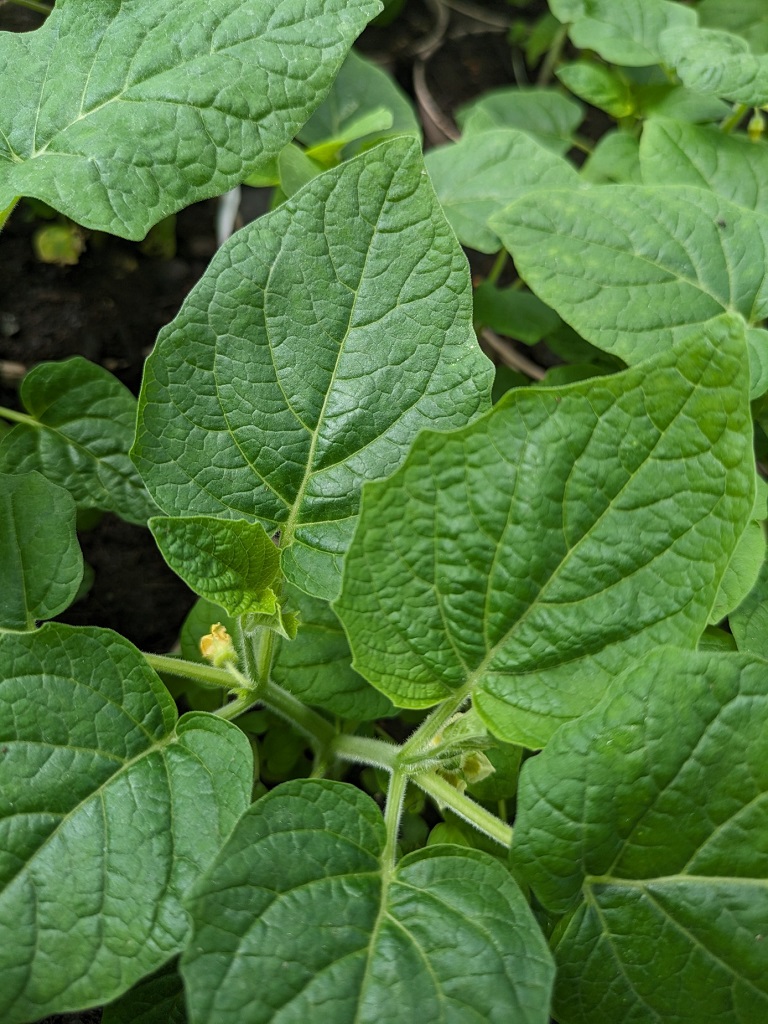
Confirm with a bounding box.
[0,625,252,1023]
[0,357,157,525]
[182,779,554,1023]
[0,471,82,631]
[515,647,768,1023]
[0,0,380,237]
[133,139,492,601]
[150,516,280,617]
[336,321,753,746]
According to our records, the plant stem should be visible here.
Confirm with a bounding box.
[416,771,513,848]
[536,23,568,87]
[214,692,258,721]
[0,406,39,428]
[7,0,51,13]
[332,734,398,771]
[259,677,337,750]
[485,249,508,287]
[142,652,233,689]
[381,770,408,873]
[720,103,748,134]
[399,688,471,763]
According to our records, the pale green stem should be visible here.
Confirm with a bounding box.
[214,692,257,721]
[399,688,471,763]
[416,771,513,848]
[381,770,408,873]
[0,198,19,233]
[142,652,233,689]
[485,249,508,287]
[536,23,568,87]
[721,103,748,134]
[332,734,398,772]
[0,407,38,428]
[7,0,51,13]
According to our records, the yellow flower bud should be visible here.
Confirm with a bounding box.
[200,623,237,667]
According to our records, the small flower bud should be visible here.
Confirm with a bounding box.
[200,623,237,667]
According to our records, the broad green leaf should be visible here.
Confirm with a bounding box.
[748,328,768,399]
[549,0,696,66]
[102,960,186,1024]
[698,0,768,54]
[709,520,765,623]
[492,186,768,366]
[0,624,252,1023]
[731,556,768,659]
[581,131,641,184]
[514,647,768,1023]
[132,138,492,602]
[425,128,579,254]
[0,357,157,525]
[633,84,729,123]
[660,27,768,106]
[335,321,753,747]
[150,516,280,618]
[457,88,583,154]
[473,283,561,344]
[277,143,324,197]
[0,0,381,237]
[556,62,634,118]
[181,779,554,1024]
[0,471,82,631]
[298,49,419,158]
[271,585,394,720]
[640,119,768,212]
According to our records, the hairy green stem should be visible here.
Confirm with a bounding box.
[399,688,471,763]
[720,103,748,134]
[143,652,233,689]
[332,734,398,772]
[416,771,513,848]
[381,770,408,873]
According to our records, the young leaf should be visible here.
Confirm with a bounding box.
[730,556,768,660]
[549,0,696,66]
[425,129,580,254]
[132,138,492,601]
[514,647,768,1023]
[101,959,186,1024]
[271,585,393,719]
[181,779,554,1023]
[580,131,642,184]
[457,88,583,154]
[297,48,420,158]
[698,0,768,54]
[150,515,280,618]
[660,27,768,106]
[556,62,634,118]
[640,119,768,211]
[0,0,381,237]
[0,624,252,1023]
[335,320,753,747]
[0,471,83,631]
[708,520,765,624]
[0,357,158,525]
[492,186,768,366]
[473,283,561,345]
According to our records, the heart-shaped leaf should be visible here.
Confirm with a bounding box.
[0,471,83,631]
[660,26,768,106]
[335,318,753,747]
[0,0,380,237]
[0,624,252,1023]
[132,138,492,601]
[181,779,554,1023]
[514,646,768,1023]
[0,358,157,525]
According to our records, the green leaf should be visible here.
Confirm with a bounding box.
[0,357,157,524]
[102,959,186,1024]
[0,471,83,631]
[514,646,768,1023]
[709,520,765,623]
[0,0,381,238]
[150,515,280,618]
[277,143,324,197]
[132,138,492,601]
[473,283,561,344]
[0,624,252,1023]
[271,585,394,720]
[640,119,768,212]
[298,48,419,158]
[660,26,768,106]
[581,131,642,184]
[181,779,554,1023]
[457,88,583,154]
[556,62,635,118]
[550,0,696,66]
[731,556,768,659]
[335,321,753,747]
[425,129,579,254]
[492,186,768,366]
[698,0,768,54]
